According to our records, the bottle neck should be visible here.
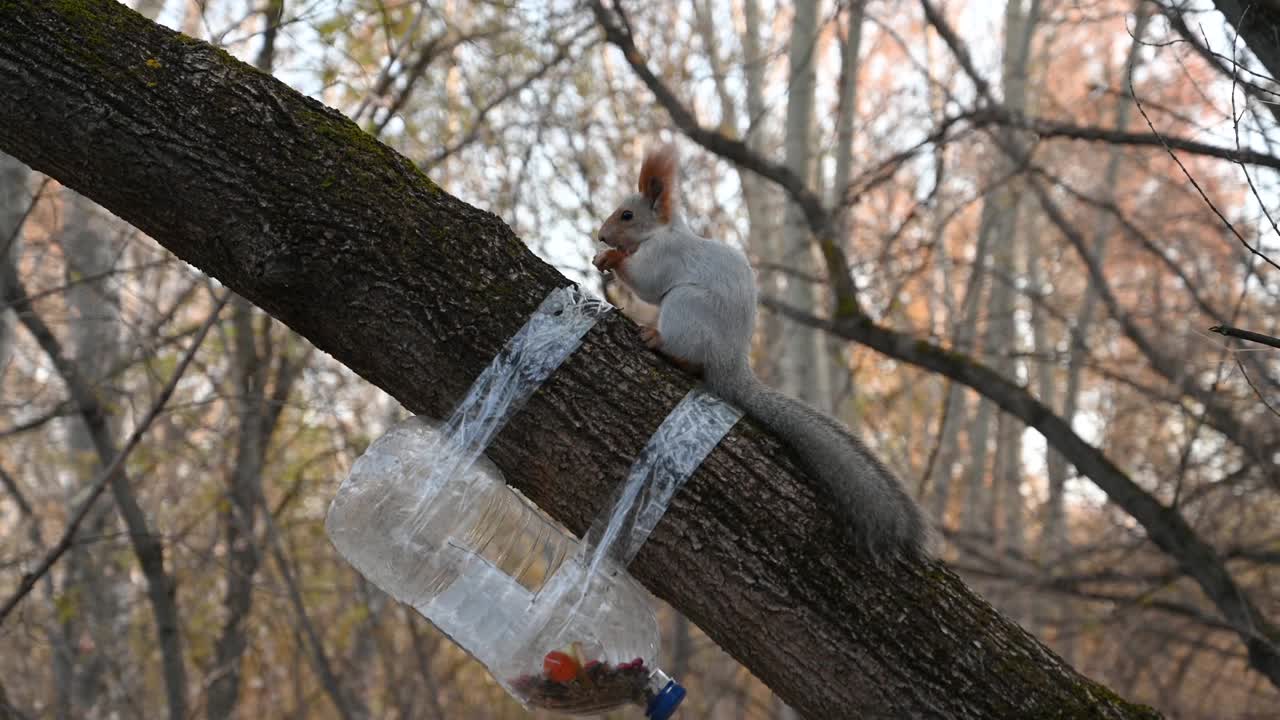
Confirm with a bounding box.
[643,667,686,720]
[645,668,673,696]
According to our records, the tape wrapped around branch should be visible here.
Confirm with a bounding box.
[582,389,742,574]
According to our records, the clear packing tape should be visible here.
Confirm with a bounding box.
[325,286,740,718]
[581,390,741,577]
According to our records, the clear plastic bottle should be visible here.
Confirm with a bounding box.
[326,416,686,718]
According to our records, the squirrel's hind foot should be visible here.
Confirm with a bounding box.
[638,327,704,377]
[639,325,663,349]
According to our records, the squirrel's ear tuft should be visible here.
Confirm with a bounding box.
[638,144,678,223]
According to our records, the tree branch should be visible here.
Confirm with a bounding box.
[1211,324,1280,350]
[1,260,207,720]
[420,29,588,171]
[1158,1,1280,126]
[917,0,1280,687]
[1025,176,1278,468]
[970,108,1280,170]
[0,290,226,624]
[761,293,1280,689]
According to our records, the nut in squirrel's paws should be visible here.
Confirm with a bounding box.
[593,248,627,272]
[638,326,662,350]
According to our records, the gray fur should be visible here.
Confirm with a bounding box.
[599,192,930,556]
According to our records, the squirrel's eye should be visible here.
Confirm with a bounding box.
[621,210,634,221]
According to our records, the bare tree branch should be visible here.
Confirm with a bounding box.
[0,261,221,719]
[970,107,1280,170]
[1234,357,1280,421]
[1211,324,1280,349]
[1026,176,1278,468]
[368,26,507,137]
[0,465,32,517]
[1129,76,1280,273]
[260,487,364,720]
[1,177,47,260]
[1211,0,1280,88]
[420,29,589,170]
[763,294,1280,688]
[1157,0,1280,126]
[0,291,227,623]
[915,0,1279,457]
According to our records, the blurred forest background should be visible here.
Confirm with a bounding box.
[2,0,1278,718]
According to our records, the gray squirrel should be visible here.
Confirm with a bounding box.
[593,144,929,556]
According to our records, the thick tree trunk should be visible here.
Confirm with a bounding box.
[965,0,1040,555]
[0,2,1162,717]
[989,0,1041,622]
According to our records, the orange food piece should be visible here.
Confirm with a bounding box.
[542,650,580,683]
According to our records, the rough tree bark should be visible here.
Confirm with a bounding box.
[0,2,1161,717]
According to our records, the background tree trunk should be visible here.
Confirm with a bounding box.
[778,0,833,410]
[0,154,25,370]
[1036,3,1151,663]
[59,188,130,718]
[965,0,1041,565]
[827,0,866,425]
[739,0,785,380]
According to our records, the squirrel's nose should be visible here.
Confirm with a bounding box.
[599,233,609,245]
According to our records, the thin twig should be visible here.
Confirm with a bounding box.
[1235,357,1280,421]
[1129,72,1280,273]
[0,259,176,312]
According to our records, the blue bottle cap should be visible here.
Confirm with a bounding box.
[645,679,686,720]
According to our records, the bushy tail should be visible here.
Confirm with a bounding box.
[707,360,930,557]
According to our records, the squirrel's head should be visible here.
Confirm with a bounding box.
[598,144,679,253]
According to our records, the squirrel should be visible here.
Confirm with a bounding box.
[593,144,929,557]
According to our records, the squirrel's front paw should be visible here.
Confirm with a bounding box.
[593,248,627,272]
[638,326,663,350]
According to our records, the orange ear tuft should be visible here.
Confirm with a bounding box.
[637,144,679,223]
